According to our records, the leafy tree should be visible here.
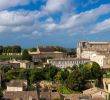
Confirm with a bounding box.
[65,67,85,91]
[61,69,69,81]
[0,46,3,54]
[29,48,37,52]
[91,62,101,79]
[54,71,62,81]
[5,69,19,81]
[12,45,21,53]
[29,69,44,83]
[43,66,58,80]
[18,69,30,80]
[22,49,32,61]
[2,45,21,54]
[83,62,101,79]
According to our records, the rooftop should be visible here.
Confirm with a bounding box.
[83,87,108,95]
[7,80,27,87]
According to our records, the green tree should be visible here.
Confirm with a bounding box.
[65,66,85,91]
[0,46,3,54]
[12,46,21,53]
[43,66,58,80]
[29,48,37,52]
[83,62,101,79]
[22,49,32,61]
[91,62,101,79]
[5,69,19,81]
[29,69,44,84]
[54,71,62,81]
[61,69,69,81]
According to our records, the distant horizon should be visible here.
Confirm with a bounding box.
[1,40,110,48]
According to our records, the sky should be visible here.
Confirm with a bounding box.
[0,0,110,48]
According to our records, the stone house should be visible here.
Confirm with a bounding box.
[6,80,27,92]
[29,47,65,62]
[9,59,34,69]
[83,87,109,100]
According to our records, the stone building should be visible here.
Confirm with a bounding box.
[4,91,39,100]
[6,80,27,92]
[77,41,110,69]
[47,58,89,68]
[29,47,65,62]
[83,87,109,100]
[9,59,34,69]
[77,41,110,58]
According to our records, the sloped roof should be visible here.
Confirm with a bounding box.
[7,80,27,87]
[83,87,108,95]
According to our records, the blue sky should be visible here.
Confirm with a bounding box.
[0,0,110,48]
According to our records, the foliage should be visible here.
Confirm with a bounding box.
[0,55,22,60]
[60,69,69,81]
[3,45,21,53]
[103,72,110,78]
[29,48,37,52]
[57,85,77,94]
[0,46,3,54]
[83,62,101,79]
[54,71,62,81]
[22,49,32,61]
[4,62,102,92]
[29,69,44,83]
[65,66,85,91]
[65,62,101,91]
[43,66,59,80]
[91,62,102,79]
[5,69,19,80]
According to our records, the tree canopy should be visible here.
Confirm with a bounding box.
[22,49,32,61]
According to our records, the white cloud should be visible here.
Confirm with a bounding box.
[91,18,110,33]
[0,3,110,38]
[59,4,110,30]
[0,0,35,10]
[43,0,72,12]
[0,10,41,26]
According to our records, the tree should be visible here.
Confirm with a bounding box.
[61,69,69,81]
[5,69,19,81]
[91,62,101,79]
[43,66,58,80]
[0,46,3,54]
[54,71,62,81]
[29,48,37,52]
[83,62,101,79]
[12,46,21,53]
[65,67,85,91]
[29,69,44,84]
[22,49,32,61]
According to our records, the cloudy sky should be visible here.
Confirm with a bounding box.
[0,0,110,48]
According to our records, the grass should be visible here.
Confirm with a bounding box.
[0,55,22,60]
[57,85,81,94]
